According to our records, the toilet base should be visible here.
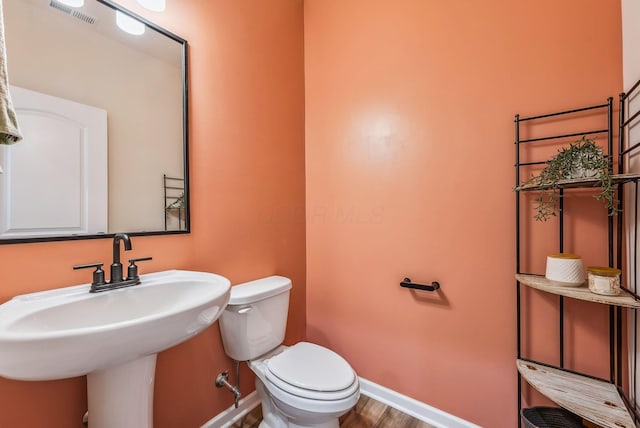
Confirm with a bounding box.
[287,422,339,428]
[255,377,343,428]
[258,417,339,428]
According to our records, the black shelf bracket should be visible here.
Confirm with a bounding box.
[400,277,440,292]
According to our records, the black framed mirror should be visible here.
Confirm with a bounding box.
[0,0,189,244]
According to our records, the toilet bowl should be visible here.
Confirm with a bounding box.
[218,276,360,428]
[251,343,359,428]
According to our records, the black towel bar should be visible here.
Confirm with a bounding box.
[400,277,440,292]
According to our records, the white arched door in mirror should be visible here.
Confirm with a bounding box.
[0,86,107,239]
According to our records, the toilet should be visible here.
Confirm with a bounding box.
[219,276,360,428]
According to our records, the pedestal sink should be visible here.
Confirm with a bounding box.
[0,270,231,428]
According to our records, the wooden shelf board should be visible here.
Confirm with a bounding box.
[517,360,636,428]
[515,172,640,191]
[516,274,640,309]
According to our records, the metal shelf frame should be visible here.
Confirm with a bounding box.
[163,174,186,231]
[514,85,640,427]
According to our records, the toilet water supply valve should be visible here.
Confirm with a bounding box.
[216,361,242,408]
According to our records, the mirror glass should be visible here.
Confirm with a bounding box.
[0,0,189,243]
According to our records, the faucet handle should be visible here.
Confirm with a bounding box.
[73,263,106,287]
[127,257,153,281]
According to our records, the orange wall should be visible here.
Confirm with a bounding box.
[304,1,622,427]
[0,1,305,427]
[0,0,626,426]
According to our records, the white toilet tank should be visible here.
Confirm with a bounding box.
[219,276,292,361]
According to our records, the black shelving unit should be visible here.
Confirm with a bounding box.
[163,174,186,231]
[514,81,640,428]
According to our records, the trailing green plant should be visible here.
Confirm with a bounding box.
[521,137,619,221]
[166,192,185,210]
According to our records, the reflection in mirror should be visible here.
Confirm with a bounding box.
[0,0,188,243]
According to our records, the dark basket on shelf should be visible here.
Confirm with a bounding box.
[520,407,583,428]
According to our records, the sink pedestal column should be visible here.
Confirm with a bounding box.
[87,354,157,428]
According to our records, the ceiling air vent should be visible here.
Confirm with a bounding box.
[49,0,96,25]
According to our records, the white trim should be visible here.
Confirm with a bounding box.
[359,377,481,428]
[200,391,261,428]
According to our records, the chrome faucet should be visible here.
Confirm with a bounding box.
[111,233,132,284]
[73,233,152,293]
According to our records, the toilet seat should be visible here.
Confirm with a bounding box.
[264,342,358,401]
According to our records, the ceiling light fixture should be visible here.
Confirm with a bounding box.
[136,0,166,12]
[57,0,84,7]
[116,11,145,36]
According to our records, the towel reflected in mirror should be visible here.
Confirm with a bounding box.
[0,0,22,153]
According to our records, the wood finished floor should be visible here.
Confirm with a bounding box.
[230,395,435,428]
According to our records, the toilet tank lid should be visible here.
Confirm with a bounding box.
[228,276,292,305]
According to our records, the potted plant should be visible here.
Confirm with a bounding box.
[521,137,618,221]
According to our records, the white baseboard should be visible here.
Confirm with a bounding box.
[200,391,261,428]
[359,378,481,428]
[200,378,479,428]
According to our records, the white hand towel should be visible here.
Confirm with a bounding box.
[0,0,22,148]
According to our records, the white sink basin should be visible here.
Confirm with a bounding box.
[0,269,230,428]
[0,269,230,380]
